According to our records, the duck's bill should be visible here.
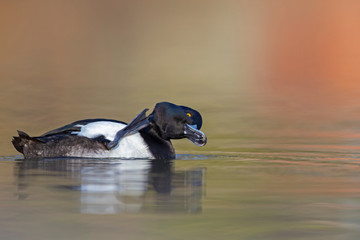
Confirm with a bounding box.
[184,124,207,146]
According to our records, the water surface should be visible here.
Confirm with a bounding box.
[2,149,360,240]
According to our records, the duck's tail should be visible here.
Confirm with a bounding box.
[12,130,32,154]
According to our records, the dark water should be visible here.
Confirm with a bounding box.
[2,1,360,239]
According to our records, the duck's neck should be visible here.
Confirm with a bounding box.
[139,127,175,160]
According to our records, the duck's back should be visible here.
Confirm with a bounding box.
[12,119,154,159]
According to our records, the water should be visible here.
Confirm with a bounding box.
[2,1,360,239]
[2,150,360,239]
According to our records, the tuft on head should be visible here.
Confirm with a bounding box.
[149,102,205,141]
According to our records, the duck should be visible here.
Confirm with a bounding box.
[12,102,207,160]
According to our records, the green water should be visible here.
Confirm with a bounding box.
[2,95,360,240]
[2,151,360,240]
[2,57,360,240]
[2,81,360,240]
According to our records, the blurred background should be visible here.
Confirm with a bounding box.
[1,0,360,155]
[3,2,360,239]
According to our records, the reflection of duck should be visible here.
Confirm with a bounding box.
[12,102,207,159]
[15,158,205,214]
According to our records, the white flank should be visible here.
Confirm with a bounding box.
[73,121,154,159]
[76,121,126,141]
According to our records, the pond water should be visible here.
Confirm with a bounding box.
[2,91,360,240]
[2,1,360,239]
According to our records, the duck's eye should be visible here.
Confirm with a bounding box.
[186,113,192,117]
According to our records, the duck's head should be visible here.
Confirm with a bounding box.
[149,102,207,146]
[106,102,207,150]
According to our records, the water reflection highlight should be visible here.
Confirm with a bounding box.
[15,158,205,215]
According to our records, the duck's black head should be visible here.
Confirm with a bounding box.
[148,102,207,146]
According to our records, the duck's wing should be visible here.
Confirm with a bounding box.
[107,109,150,149]
[40,119,125,137]
[38,109,150,150]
